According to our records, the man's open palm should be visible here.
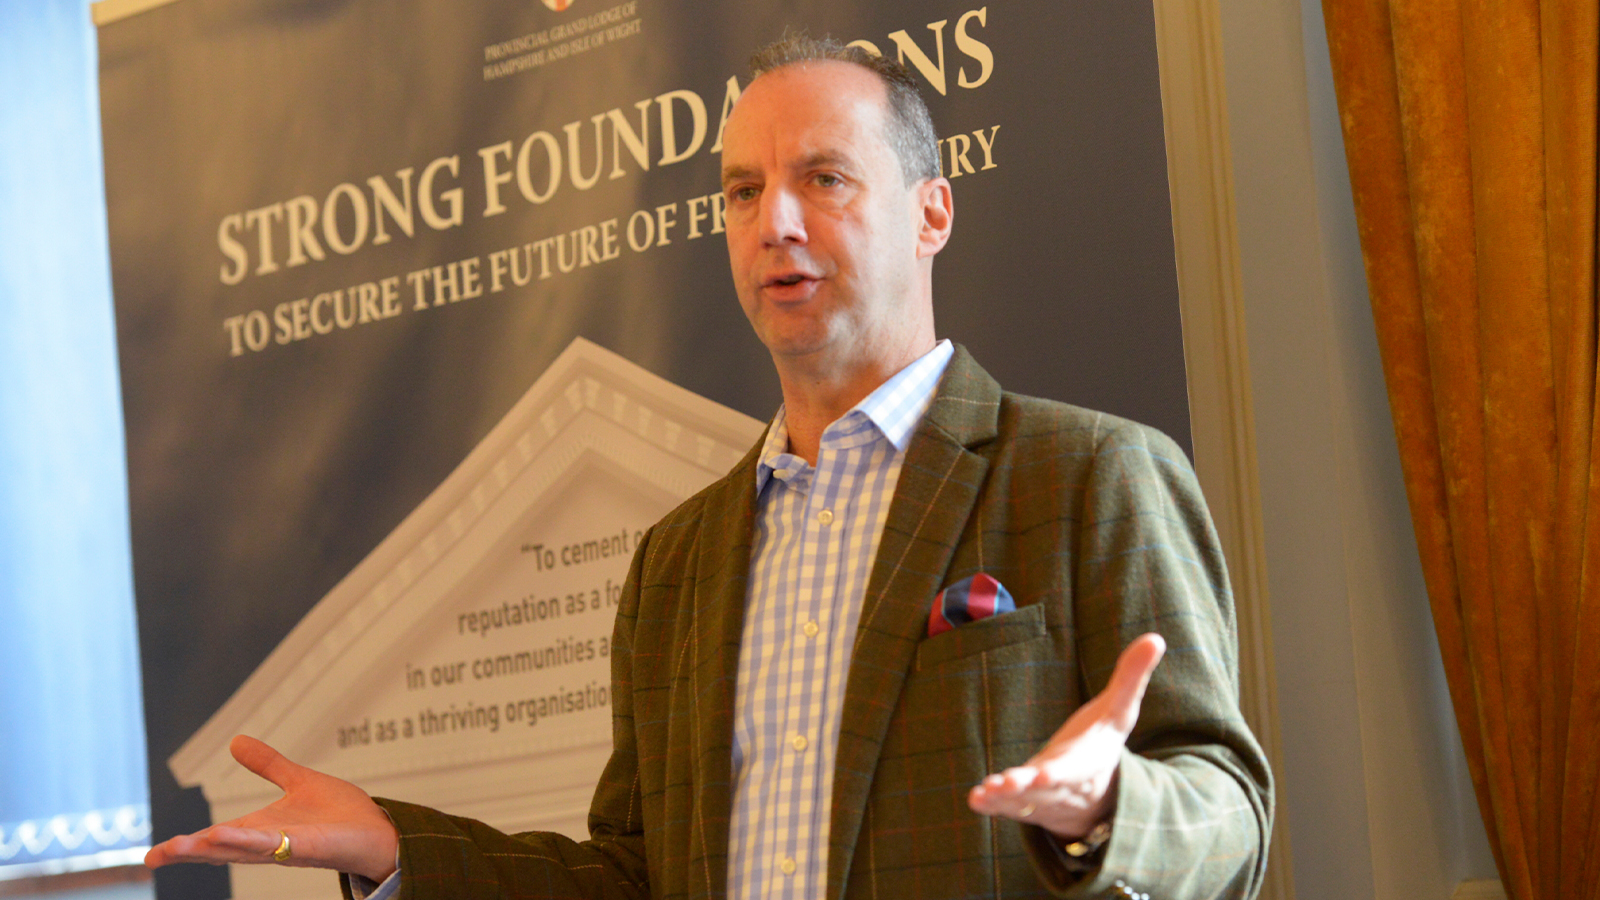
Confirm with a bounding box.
[144,735,399,883]
[967,633,1166,838]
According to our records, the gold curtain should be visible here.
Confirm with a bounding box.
[1320,0,1599,895]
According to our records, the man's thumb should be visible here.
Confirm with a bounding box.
[230,734,301,789]
[1104,633,1166,733]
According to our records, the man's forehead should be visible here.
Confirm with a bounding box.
[720,64,889,172]
[745,63,885,116]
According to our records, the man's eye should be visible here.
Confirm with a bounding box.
[730,186,759,202]
[814,173,841,187]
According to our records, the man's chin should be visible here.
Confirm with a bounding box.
[764,337,834,361]
[749,315,836,359]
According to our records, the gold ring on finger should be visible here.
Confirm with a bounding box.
[272,831,292,862]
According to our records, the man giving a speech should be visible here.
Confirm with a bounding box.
[147,35,1273,900]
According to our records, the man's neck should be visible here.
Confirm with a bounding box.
[773,337,936,465]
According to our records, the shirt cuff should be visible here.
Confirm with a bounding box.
[343,866,401,900]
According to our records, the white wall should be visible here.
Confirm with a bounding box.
[1211,0,1500,895]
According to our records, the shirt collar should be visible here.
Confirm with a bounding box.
[755,339,954,491]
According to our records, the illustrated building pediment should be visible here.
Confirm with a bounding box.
[168,338,763,899]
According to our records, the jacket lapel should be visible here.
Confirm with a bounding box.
[826,347,1002,899]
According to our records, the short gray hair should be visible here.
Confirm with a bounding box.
[749,34,941,185]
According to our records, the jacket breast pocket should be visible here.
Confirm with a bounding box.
[864,602,1070,896]
[913,602,1047,670]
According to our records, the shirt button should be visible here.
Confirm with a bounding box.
[803,621,820,638]
[780,857,797,875]
[791,734,809,751]
[816,509,834,525]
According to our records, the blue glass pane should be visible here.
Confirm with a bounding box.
[0,0,151,874]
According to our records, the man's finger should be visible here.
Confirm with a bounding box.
[204,825,284,856]
[145,841,178,868]
[145,825,280,868]
[1102,633,1166,732]
[230,734,304,791]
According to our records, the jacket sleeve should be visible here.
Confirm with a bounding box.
[1029,420,1273,899]
[365,534,655,900]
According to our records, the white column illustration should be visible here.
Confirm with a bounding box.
[168,338,764,900]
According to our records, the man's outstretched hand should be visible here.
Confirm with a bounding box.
[967,633,1166,839]
[144,735,399,883]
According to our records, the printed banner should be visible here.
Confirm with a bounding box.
[96,1,1186,897]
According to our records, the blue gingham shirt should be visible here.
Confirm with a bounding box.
[727,339,953,900]
[355,341,953,900]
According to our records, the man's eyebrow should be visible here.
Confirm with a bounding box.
[796,152,851,171]
[721,165,757,188]
[721,152,856,188]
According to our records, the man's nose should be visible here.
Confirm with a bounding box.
[758,188,806,246]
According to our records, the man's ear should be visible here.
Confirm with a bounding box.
[915,177,954,259]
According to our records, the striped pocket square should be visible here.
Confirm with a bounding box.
[928,573,1016,637]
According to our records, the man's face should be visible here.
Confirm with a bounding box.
[720,62,943,373]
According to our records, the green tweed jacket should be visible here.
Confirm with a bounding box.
[368,347,1273,899]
